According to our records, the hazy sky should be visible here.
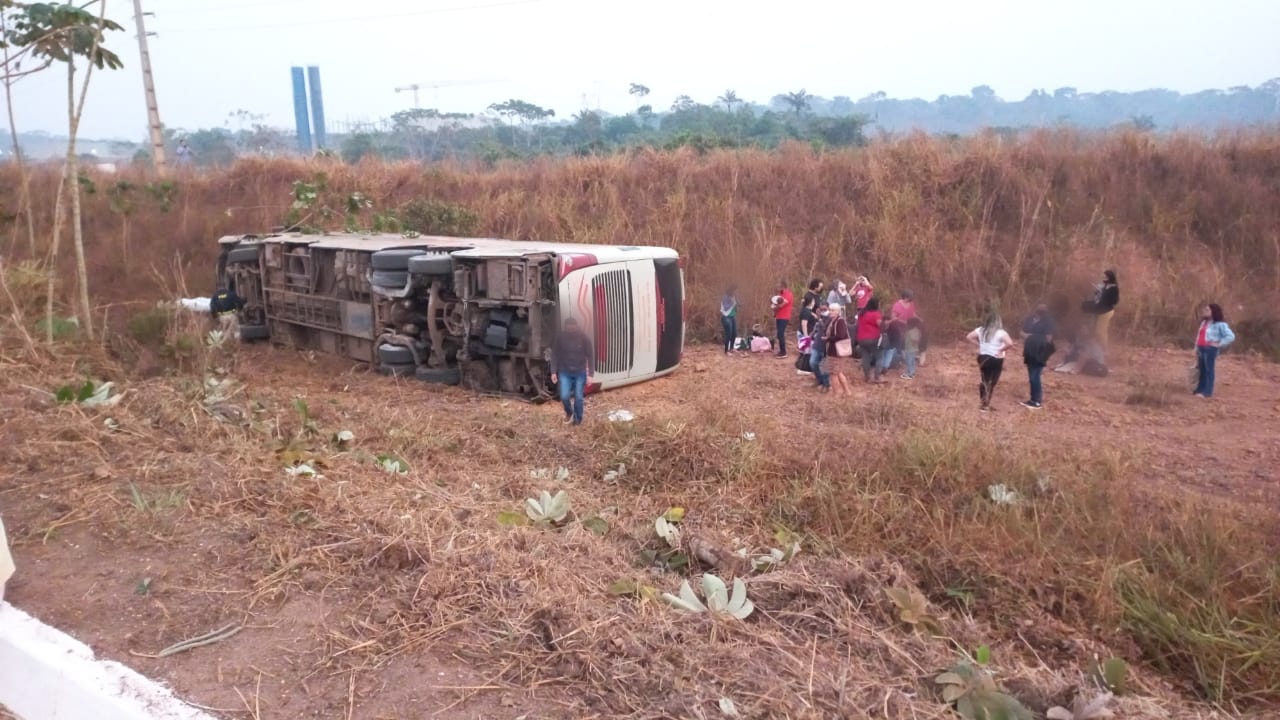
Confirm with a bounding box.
[5,0,1280,139]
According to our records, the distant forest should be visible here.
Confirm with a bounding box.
[17,80,1280,166]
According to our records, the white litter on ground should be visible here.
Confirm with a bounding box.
[177,297,211,313]
[607,409,635,423]
[0,602,214,720]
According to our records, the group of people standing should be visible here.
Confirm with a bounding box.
[721,276,928,397]
[718,267,1240,413]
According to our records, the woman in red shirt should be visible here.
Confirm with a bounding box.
[855,297,884,383]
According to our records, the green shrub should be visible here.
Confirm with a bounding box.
[127,307,171,345]
[399,198,479,237]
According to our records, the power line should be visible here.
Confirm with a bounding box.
[158,0,337,15]
[160,0,550,34]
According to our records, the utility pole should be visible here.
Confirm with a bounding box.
[132,0,167,176]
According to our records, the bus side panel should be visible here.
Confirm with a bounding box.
[653,258,684,373]
[625,259,657,379]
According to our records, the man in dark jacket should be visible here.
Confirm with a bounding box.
[551,317,594,426]
[1020,303,1056,410]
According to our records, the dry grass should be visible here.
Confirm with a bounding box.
[4,130,1280,351]
[1,328,1277,718]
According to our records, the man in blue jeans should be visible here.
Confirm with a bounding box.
[551,317,594,426]
[1020,303,1056,410]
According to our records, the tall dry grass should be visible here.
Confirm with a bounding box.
[3,128,1280,349]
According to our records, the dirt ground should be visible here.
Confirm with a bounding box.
[1,340,1277,719]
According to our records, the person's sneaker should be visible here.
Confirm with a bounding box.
[979,405,991,413]
[1020,400,1043,410]
[563,415,573,425]
[900,374,914,380]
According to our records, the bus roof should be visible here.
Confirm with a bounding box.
[218,232,678,259]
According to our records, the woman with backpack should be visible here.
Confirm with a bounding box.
[1193,303,1235,398]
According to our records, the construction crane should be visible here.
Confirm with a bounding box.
[394,78,506,109]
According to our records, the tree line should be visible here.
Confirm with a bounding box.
[98,79,1280,167]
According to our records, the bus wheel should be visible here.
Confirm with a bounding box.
[226,246,260,265]
[370,248,427,271]
[379,363,415,378]
[415,366,461,386]
[370,270,409,288]
[377,344,415,365]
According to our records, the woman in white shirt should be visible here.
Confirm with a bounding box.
[966,313,1015,412]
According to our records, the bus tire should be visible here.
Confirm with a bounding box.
[377,343,415,365]
[239,323,269,341]
[370,248,426,271]
[226,246,260,265]
[407,254,454,276]
[370,270,409,288]
[379,363,415,377]
[415,366,461,386]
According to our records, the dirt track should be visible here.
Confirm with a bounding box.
[1,341,1277,718]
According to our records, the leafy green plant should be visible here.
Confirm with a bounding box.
[525,490,570,523]
[202,376,239,406]
[654,515,681,547]
[935,662,1032,720]
[742,538,798,571]
[292,397,319,436]
[886,586,943,635]
[974,645,991,665]
[530,466,569,482]
[399,197,479,236]
[35,315,80,339]
[205,329,228,349]
[1092,657,1128,695]
[663,574,754,619]
[376,454,409,474]
[986,483,1021,505]
[946,586,976,610]
[1048,692,1114,720]
[55,380,120,407]
[608,578,657,601]
[126,307,169,344]
[581,516,609,535]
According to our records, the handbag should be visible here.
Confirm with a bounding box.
[835,338,853,357]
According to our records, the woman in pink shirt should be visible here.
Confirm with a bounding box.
[850,276,874,314]
[891,289,917,323]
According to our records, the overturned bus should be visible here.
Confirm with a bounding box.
[213,232,685,399]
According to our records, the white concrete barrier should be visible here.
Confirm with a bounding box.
[0,603,214,720]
